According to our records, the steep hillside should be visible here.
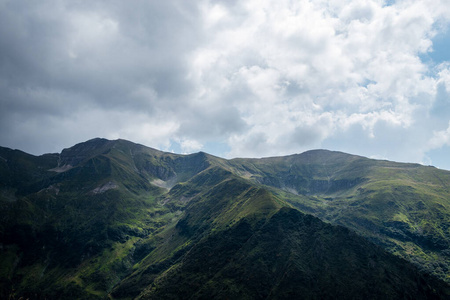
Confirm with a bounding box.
[225,150,450,281]
[0,139,214,298]
[0,139,449,299]
[111,167,284,299]
[136,208,449,300]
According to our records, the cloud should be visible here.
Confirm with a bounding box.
[0,0,202,149]
[0,0,449,169]
[178,138,203,154]
[426,121,450,151]
[190,0,450,164]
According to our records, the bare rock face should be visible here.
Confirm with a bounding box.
[92,181,118,194]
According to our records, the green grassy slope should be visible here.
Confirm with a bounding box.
[137,207,449,300]
[110,167,283,299]
[1,139,449,299]
[225,150,450,282]
[0,139,214,299]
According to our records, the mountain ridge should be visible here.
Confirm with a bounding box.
[0,138,449,299]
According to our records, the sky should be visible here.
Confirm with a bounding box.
[1,0,450,170]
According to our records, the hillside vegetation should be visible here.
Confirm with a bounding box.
[225,151,450,280]
[0,138,449,299]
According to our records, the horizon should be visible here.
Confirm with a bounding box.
[2,136,447,171]
[1,1,449,170]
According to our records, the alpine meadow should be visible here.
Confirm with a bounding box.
[0,138,449,299]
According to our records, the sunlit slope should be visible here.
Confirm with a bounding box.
[136,208,449,300]
[1,139,449,299]
[226,150,450,281]
[0,139,214,298]
[111,167,284,299]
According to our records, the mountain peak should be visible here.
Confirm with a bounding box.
[1,138,450,299]
[58,138,112,167]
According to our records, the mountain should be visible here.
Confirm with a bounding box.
[224,150,450,280]
[0,138,449,299]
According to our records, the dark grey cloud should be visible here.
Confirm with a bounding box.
[0,0,201,108]
[0,0,207,154]
[178,104,248,139]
